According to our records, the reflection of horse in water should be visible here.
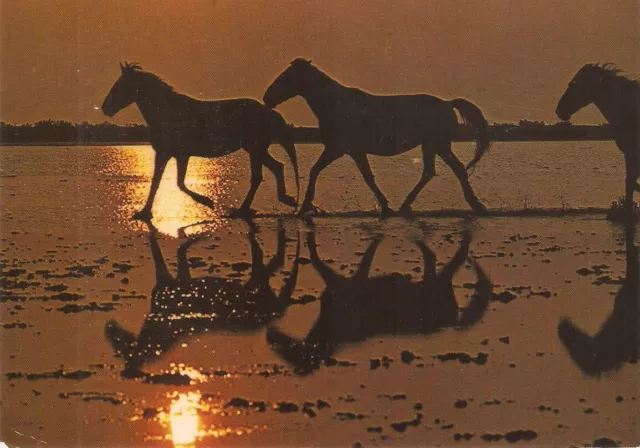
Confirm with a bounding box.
[267,229,492,374]
[558,224,638,376]
[556,63,639,218]
[105,221,300,377]
[263,59,490,216]
[101,62,300,220]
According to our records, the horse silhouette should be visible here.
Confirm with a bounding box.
[101,62,300,219]
[556,63,639,218]
[105,220,300,377]
[267,229,492,374]
[263,58,490,216]
[557,224,638,376]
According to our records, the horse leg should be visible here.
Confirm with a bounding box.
[438,143,487,213]
[623,156,637,216]
[176,156,214,208]
[244,223,269,289]
[307,231,341,284]
[299,148,341,215]
[263,154,297,208]
[351,153,393,216]
[134,152,170,220]
[232,152,264,218]
[353,236,383,282]
[399,146,436,214]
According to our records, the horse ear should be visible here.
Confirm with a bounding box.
[120,62,125,73]
[291,58,313,67]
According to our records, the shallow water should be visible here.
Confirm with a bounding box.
[0,141,627,235]
[0,142,638,447]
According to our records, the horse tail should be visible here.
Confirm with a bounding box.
[270,111,300,207]
[450,98,491,174]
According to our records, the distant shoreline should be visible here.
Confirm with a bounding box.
[0,137,616,147]
[1,121,615,145]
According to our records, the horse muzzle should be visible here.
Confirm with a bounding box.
[263,97,276,109]
[555,107,571,121]
[102,104,116,117]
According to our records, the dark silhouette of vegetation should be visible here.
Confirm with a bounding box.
[0,120,149,144]
[0,120,613,145]
[484,120,613,142]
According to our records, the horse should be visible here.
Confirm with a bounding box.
[105,220,300,378]
[267,229,492,374]
[557,224,638,376]
[263,58,491,216]
[556,63,639,217]
[101,62,300,220]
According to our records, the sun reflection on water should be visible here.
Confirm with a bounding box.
[105,146,238,236]
[168,392,201,447]
[137,389,264,447]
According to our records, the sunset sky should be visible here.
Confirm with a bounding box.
[0,0,636,126]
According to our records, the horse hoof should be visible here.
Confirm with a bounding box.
[230,207,255,219]
[297,203,314,216]
[380,208,395,218]
[398,205,412,216]
[471,203,488,214]
[133,210,152,221]
[200,198,215,208]
[281,195,298,208]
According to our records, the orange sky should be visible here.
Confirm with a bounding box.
[0,0,636,125]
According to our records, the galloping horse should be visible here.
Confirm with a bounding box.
[102,62,300,219]
[263,58,490,216]
[556,63,639,217]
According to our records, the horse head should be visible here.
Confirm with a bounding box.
[101,61,143,117]
[556,63,616,120]
[263,58,313,109]
[557,224,638,376]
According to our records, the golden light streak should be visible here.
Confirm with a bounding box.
[169,392,201,447]
[107,146,235,236]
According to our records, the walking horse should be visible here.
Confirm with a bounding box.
[264,58,491,216]
[556,63,639,218]
[102,62,300,219]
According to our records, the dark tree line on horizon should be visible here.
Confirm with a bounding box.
[0,119,613,144]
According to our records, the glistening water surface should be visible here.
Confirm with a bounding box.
[0,142,637,447]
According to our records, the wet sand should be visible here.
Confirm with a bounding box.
[1,143,638,446]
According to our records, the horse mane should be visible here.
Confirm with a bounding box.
[122,62,178,96]
[290,58,345,90]
[586,63,639,88]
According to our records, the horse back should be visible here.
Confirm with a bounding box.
[320,90,456,153]
[149,97,273,154]
[319,274,459,342]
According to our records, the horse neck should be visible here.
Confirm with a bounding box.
[592,77,637,127]
[299,69,344,120]
[135,79,176,125]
